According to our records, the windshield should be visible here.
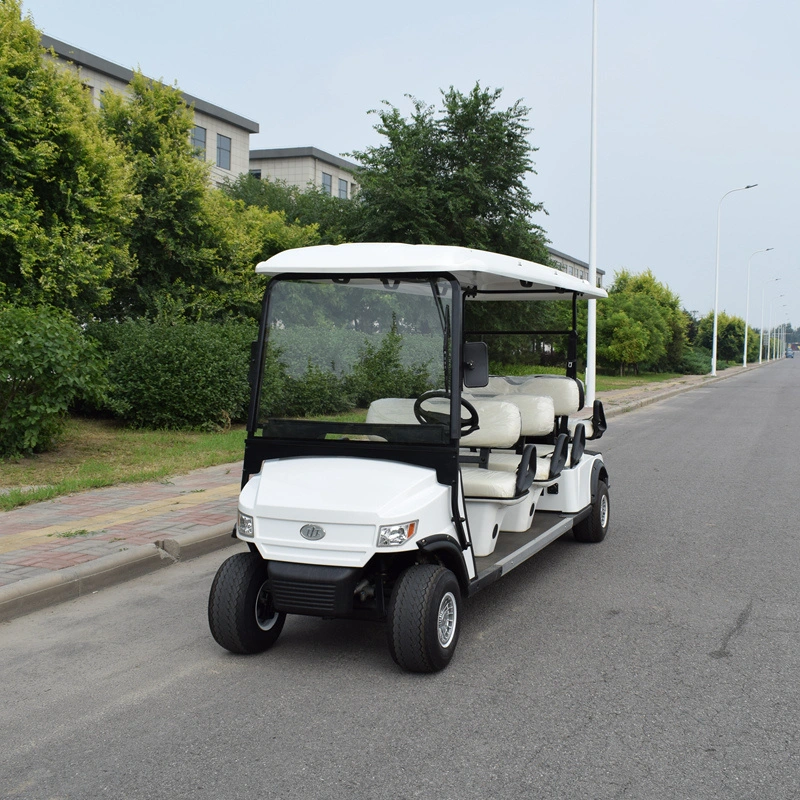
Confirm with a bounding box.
[256,276,455,444]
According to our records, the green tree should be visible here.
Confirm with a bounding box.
[596,292,668,375]
[696,311,755,362]
[223,173,359,245]
[349,83,549,262]
[610,269,687,370]
[99,72,216,317]
[0,0,135,318]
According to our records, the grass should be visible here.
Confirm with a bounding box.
[0,417,246,512]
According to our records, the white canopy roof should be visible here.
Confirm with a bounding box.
[256,243,607,301]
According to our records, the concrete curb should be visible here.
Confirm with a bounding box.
[0,522,237,623]
[603,364,763,419]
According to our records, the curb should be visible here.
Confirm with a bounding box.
[603,364,762,419]
[0,522,239,624]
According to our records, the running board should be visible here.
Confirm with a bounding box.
[468,512,575,595]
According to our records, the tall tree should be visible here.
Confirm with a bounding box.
[0,0,135,318]
[100,72,215,317]
[350,83,550,263]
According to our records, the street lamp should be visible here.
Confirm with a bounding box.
[585,0,599,406]
[711,183,757,375]
[768,295,784,361]
[743,248,773,367]
[760,278,780,363]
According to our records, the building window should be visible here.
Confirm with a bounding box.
[216,134,231,170]
[321,172,332,195]
[191,125,207,159]
[338,178,348,199]
[249,169,262,180]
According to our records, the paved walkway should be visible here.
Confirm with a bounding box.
[0,364,758,620]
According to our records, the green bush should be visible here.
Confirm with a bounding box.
[679,346,712,375]
[346,329,432,407]
[89,320,256,430]
[0,305,107,456]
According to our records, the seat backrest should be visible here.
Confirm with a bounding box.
[461,400,521,449]
[506,375,584,415]
[366,396,521,449]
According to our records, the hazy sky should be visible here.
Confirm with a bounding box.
[25,0,800,329]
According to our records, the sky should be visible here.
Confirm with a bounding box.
[23,0,800,330]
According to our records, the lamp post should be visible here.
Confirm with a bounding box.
[768,295,784,361]
[759,278,780,363]
[711,183,757,375]
[585,0,599,406]
[743,248,773,367]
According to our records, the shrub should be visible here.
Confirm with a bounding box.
[89,320,256,430]
[346,329,432,407]
[0,305,107,456]
[679,346,712,375]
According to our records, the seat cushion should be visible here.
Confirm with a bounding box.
[461,466,520,499]
[488,451,552,482]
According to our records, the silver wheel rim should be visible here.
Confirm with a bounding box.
[599,493,609,529]
[255,580,279,631]
[437,591,457,648]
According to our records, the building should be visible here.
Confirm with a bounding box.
[547,246,604,288]
[249,147,359,199]
[41,35,259,186]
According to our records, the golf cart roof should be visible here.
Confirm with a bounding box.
[256,243,607,301]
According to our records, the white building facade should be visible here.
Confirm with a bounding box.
[249,147,359,199]
[41,35,259,187]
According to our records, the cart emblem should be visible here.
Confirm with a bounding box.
[300,524,326,540]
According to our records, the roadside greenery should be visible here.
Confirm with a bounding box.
[0,2,784,462]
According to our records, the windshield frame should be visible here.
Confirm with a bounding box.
[247,271,464,445]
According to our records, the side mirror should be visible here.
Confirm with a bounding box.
[463,342,489,388]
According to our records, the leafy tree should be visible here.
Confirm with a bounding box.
[99,72,216,317]
[596,292,668,375]
[696,311,756,363]
[224,173,359,245]
[349,83,550,263]
[0,0,135,318]
[610,269,687,370]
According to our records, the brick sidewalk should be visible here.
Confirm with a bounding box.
[0,462,241,588]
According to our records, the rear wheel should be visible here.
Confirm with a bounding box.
[208,552,286,654]
[573,479,610,543]
[387,564,461,673]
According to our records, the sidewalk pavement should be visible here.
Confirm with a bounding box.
[0,364,759,622]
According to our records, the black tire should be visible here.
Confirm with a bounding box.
[573,480,610,543]
[208,552,286,654]
[387,564,461,673]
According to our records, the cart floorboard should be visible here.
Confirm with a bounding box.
[472,511,574,591]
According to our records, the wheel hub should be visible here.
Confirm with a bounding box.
[437,591,457,648]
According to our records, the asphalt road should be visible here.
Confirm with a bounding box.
[2,363,799,800]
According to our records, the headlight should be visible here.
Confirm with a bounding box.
[377,520,418,547]
[237,511,255,539]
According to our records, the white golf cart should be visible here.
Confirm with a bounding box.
[208,243,610,672]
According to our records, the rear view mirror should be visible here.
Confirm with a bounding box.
[463,342,489,388]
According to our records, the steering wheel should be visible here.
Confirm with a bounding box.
[413,390,480,436]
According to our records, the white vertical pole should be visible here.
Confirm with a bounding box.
[585,0,598,406]
[743,248,773,367]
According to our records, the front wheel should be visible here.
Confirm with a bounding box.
[573,480,610,543]
[208,552,286,654]
[387,564,462,673]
